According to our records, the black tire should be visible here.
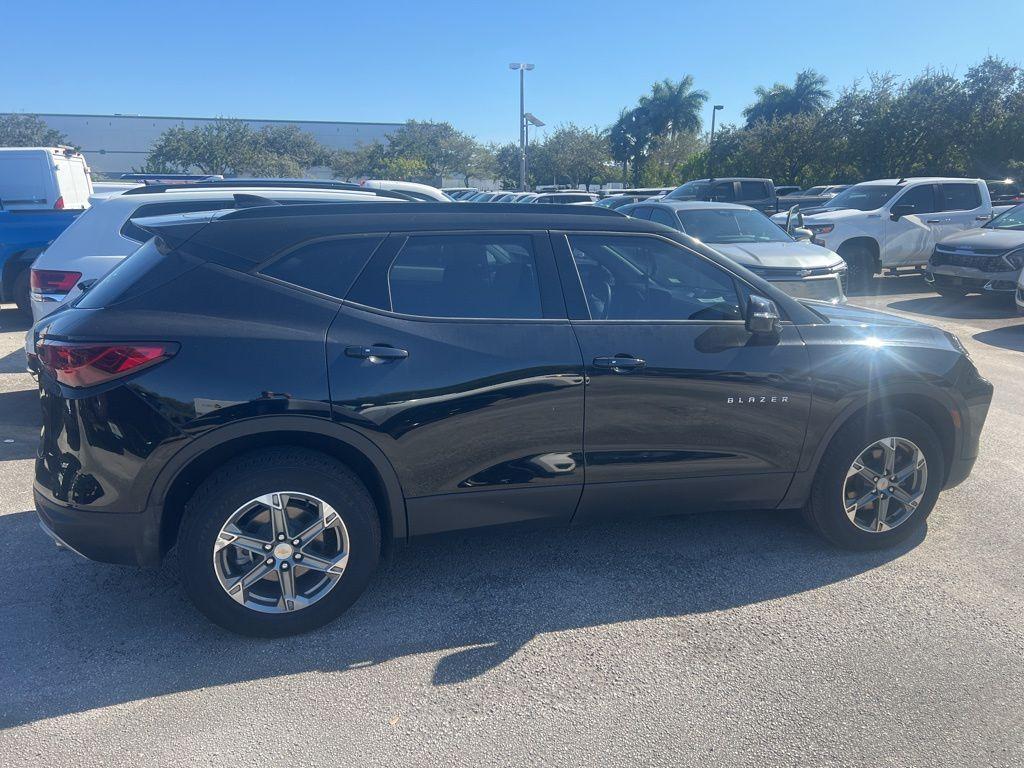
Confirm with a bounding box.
[839,243,876,293]
[179,447,381,637]
[805,411,943,550]
[12,268,31,317]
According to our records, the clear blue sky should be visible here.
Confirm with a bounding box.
[7,1,1023,144]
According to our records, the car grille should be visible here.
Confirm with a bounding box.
[931,246,1007,272]
[771,276,844,302]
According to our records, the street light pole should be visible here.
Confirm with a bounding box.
[708,104,724,178]
[509,63,534,191]
[523,112,544,189]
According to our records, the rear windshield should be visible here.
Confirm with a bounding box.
[76,238,185,309]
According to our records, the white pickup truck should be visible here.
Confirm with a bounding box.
[771,177,994,289]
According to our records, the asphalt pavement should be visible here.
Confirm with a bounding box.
[1,275,1022,767]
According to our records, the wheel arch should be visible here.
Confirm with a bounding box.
[1,247,44,302]
[782,388,960,508]
[836,236,881,271]
[149,417,407,560]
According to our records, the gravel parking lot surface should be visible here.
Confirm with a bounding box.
[1,275,1022,767]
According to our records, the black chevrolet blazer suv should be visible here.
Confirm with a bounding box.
[31,202,993,636]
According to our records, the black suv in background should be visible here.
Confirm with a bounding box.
[32,203,992,636]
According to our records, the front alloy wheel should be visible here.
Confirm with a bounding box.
[806,411,943,550]
[842,437,927,533]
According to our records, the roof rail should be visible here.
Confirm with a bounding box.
[217,201,627,222]
[122,179,416,201]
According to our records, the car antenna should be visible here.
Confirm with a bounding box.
[897,177,907,184]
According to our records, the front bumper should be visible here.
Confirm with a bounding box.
[34,489,158,567]
[926,264,1020,293]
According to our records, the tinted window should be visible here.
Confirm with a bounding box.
[121,199,237,242]
[260,236,383,299]
[739,181,768,199]
[648,207,678,228]
[567,234,743,321]
[388,234,542,318]
[894,184,937,214]
[940,183,982,211]
[628,206,654,220]
[710,183,736,202]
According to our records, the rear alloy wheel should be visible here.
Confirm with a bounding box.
[806,412,943,550]
[213,491,351,614]
[179,448,380,636]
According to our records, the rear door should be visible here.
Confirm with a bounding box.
[328,230,585,536]
[552,231,812,523]
[938,182,987,238]
[739,180,774,213]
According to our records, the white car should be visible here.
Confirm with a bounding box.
[0,146,93,210]
[29,181,397,323]
[771,177,993,289]
[358,179,451,201]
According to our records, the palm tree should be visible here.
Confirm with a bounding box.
[789,70,831,115]
[642,76,708,139]
[744,70,831,126]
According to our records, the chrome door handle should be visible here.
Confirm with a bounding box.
[345,345,408,363]
[976,215,991,221]
[594,355,646,372]
[925,219,942,224]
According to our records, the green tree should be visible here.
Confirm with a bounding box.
[641,76,707,139]
[0,114,69,146]
[532,124,610,189]
[744,69,831,126]
[144,119,333,176]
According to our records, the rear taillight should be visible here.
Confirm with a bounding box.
[36,340,178,387]
[31,269,82,294]
[54,196,65,210]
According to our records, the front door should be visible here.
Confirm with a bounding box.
[884,183,940,267]
[553,231,812,523]
[328,230,585,536]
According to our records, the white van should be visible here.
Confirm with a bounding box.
[0,147,93,210]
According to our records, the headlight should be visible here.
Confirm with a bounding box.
[1003,248,1024,270]
[829,261,847,273]
[807,223,834,234]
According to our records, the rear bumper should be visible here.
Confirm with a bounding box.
[34,488,159,568]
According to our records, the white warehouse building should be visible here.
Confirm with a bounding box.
[10,113,403,176]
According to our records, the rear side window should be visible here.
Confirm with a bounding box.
[940,183,982,211]
[121,200,236,242]
[628,206,654,220]
[710,183,735,202]
[739,181,769,199]
[260,236,384,299]
[648,208,678,228]
[387,234,543,318]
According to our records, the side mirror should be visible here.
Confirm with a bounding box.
[784,204,803,235]
[746,295,782,335]
[890,203,915,221]
[792,227,813,242]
